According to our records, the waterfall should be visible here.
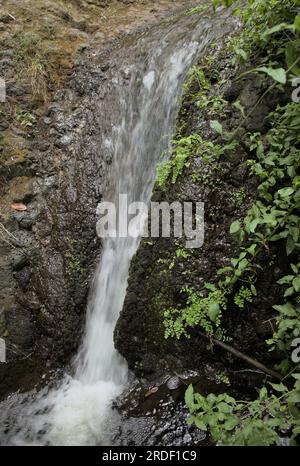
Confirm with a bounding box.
[0,7,235,446]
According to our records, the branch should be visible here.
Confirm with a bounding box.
[199,331,283,381]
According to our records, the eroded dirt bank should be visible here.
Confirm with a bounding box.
[0,0,199,399]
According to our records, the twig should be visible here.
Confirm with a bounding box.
[0,232,17,249]
[0,222,19,242]
[199,330,283,381]
[0,222,20,248]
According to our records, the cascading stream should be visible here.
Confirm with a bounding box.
[0,7,236,446]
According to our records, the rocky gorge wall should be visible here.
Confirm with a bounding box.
[114,36,290,386]
[0,0,198,398]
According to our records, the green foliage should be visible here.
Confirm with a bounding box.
[65,251,84,275]
[197,95,227,115]
[8,31,49,102]
[185,4,210,16]
[210,119,223,135]
[183,66,210,97]
[229,187,247,207]
[214,371,230,385]
[157,257,175,271]
[12,31,43,61]
[163,284,227,339]
[175,248,190,259]
[182,0,300,446]
[15,107,36,127]
[234,286,254,309]
[156,134,202,189]
[227,0,299,70]
[186,380,300,445]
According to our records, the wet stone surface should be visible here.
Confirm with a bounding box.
[110,372,210,446]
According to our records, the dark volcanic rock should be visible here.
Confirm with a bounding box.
[115,41,286,379]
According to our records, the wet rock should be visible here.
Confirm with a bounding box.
[0,121,9,131]
[223,82,243,103]
[6,84,27,97]
[11,251,28,271]
[57,134,73,147]
[14,266,32,291]
[10,230,33,248]
[166,376,182,390]
[32,141,49,152]
[183,433,192,443]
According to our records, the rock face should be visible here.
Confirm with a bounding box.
[0,35,131,397]
[114,41,289,379]
[0,0,197,398]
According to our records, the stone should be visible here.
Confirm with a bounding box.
[58,134,73,147]
[0,121,9,131]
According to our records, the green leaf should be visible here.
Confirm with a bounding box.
[273,303,297,317]
[194,417,208,431]
[287,235,295,255]
[249,218,260,233]
[269,382,288,393]
[230,220,241,234]
[293,276,300,292]
[235,48,248,61]
[295,15,300,32]
[277,275,294,285]
[247,244,257,256]
[286,41,300,76]
[287,390,300,403]
[208,302,220,322]
[210,120,223,135]
[278,187,294,198]
[262,23,294,38]
[224,416,239,431]
[185,384,194,408]
[284,286,295,298]
[233,100,245,117]
[254,67,287,84]
[217,402,232,414]
[204,283,216,291]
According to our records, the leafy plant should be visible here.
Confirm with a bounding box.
[234,286,254,309]
[15,107,36,127]
[156,134,202,189]
[180,0,300,446]
[186,379,300,445]
[163,284,227,339]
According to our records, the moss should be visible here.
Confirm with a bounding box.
[64,251,85,275]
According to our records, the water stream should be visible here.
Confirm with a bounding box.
[0,7,236,446]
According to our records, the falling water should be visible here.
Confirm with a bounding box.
[0,7,236,446]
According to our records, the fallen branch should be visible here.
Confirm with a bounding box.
[199,331,283,381]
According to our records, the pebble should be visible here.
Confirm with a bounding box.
[183,433,192,443]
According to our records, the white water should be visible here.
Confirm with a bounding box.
[0,9,235,446]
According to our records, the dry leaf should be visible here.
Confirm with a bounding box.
[11,203,27,211]
[145,386,159,398]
